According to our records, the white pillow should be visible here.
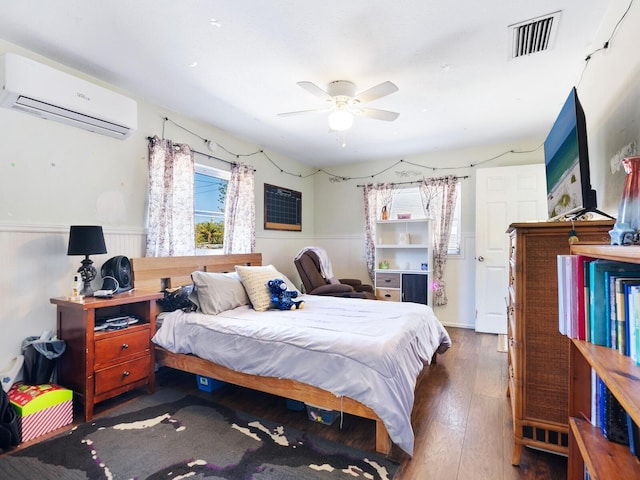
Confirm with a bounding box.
[190,271,249,315]
[235,265,300,312]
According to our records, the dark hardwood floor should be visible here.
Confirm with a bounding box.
[4,327,567,479]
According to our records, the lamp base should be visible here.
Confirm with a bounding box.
[79,282,95,297]
[78,255,97,296]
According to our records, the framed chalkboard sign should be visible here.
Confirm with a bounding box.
[264,183,302,231]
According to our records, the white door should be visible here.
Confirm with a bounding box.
[475,164,547,333]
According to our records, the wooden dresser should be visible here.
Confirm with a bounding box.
[506,220,613,465]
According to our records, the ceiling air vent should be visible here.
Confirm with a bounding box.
[509,11,561,58]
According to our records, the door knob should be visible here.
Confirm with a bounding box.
[477,256,485,262]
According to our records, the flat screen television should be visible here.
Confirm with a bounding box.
[544,87,599,219]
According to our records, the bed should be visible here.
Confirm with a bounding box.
[131,253,451,456]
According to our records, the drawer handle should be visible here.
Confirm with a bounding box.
[384,294,391,298]
[384,279,391,283]
[121,343,129,349]
[122,371,130,377]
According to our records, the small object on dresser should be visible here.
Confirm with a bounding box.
[397,213,411,219]
[68,275,83,302]
[93,289,114,298]
[568,228,579,244]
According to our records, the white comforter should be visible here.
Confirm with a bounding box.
[152,295,451,455]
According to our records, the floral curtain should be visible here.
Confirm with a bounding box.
[145,136,195,257]
[223,163,255,254]
[363,183,398,280]
[419,175,459,306]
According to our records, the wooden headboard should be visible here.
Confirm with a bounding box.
[130,253,263,291]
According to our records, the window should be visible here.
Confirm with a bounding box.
[194,164,229,253]
[388,184,462,254]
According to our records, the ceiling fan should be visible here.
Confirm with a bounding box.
[278,80,399,131]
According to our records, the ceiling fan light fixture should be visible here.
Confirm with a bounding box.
[328,109,353,131]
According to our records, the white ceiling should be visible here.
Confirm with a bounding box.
[0,1,611,167]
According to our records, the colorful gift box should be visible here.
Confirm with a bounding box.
[8,382,73,443]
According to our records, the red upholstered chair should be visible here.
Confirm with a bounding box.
[294,249,376,299]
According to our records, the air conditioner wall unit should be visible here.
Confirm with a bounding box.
[0,53,137,139]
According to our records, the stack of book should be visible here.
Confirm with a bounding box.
[558,254,640,464]
[557,255,640,360]
[590,372,640,458]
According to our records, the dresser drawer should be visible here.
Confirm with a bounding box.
[94,356,151,396]
[376,288,401,302]
[95,327,150,367]
[376,272,401,288]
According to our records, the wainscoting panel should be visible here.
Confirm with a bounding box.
[0,225,146,368]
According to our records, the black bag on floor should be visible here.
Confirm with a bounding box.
[0,388,20,451]
[21,336,66,385]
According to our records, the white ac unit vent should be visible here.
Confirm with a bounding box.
[0,53,137,139]
[509,11,561,58]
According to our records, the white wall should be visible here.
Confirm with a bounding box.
[578,0,640,215]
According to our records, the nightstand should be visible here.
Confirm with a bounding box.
[50,290,163,421]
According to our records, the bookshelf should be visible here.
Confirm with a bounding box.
[568,244,640,479]
[374,218,432,304]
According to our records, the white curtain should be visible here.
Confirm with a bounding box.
[223,163,256,254]
[419,176,459,306]
[363,183,398,280]
[145,136,195,257]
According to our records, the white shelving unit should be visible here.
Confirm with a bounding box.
[374,218,432,305]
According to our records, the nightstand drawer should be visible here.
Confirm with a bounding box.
[95,356,150,396]
[376,288,401,301]
[95,327,150,367]
[376,272,401,288]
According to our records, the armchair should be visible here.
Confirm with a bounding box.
[294,248,376,299]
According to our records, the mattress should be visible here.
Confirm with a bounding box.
[152,294,451,455]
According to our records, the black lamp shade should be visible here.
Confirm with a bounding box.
[67,226,107,256]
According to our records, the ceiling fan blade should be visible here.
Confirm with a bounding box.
[297,81,333,101]
[357,107,400,121]
[354,81,399,103]
[277,107,331,117]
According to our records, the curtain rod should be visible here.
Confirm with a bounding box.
[356,175,468,188]
[146,136,234,166]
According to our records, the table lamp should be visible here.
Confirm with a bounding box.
[67,225,107,296]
